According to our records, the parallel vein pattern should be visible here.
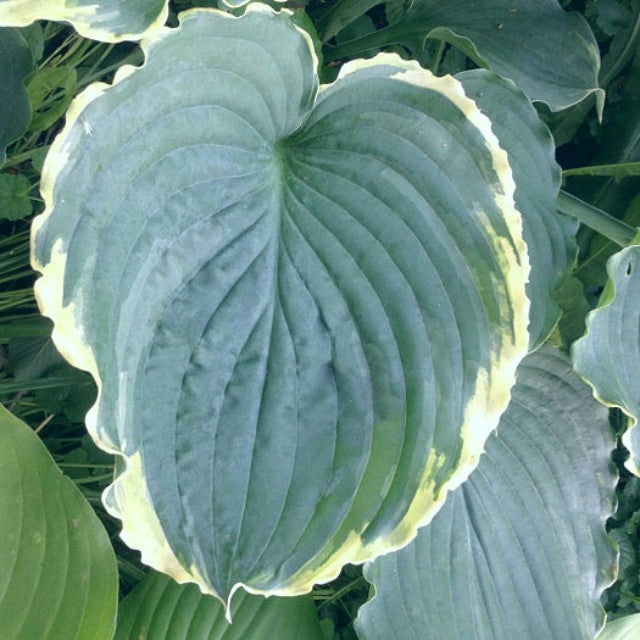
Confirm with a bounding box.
[31,6,529,603]
[355,348,617,640]
[0,405,118,640]
[115,571,324,640]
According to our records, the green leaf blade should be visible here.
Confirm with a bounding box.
[355,347,617,640]
[0,173,32,220]
[32,6,530,604]
[114,571,324,640]
[0,27,32,164]
[0,405,118,640]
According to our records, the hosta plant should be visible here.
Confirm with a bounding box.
[1,0,639,638]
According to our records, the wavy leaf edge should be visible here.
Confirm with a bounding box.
[30,2,530,611]
[573,234,640,476]
[0,0,169,42]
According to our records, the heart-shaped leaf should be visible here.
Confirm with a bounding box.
[115,571,324,639]
[0,0,168,42]
[0,27,31,164]
[0,404,118,640]
[32,5,529,604]
[355,347,617,640]
[573,235,640,476]
[327,0,603,113]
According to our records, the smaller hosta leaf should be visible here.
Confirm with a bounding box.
[115,571,324,640]
[0,27,31,164]
[598,613,640,640]
[355,347,617,640]
[573,237,640,476]
[0,173,32,220]
[0,0,168,42]
[0,404,118,640]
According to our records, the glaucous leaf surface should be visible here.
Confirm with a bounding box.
[573,237,640,476]
[597,613,640,640]
[31,4,529,603]
[115,571,324,639]
[456,70,576,348]
[355,348,617,640]
[0,27,31,164]
[328,0,603,113]
[0,0,168,42]
[0,404,118,640]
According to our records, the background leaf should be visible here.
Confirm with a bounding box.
[326,0,603,112]
[0,0,168,42]
[575,194,640,288]
[573,238,640,476]
[355,347,617,640]
[31,6,529,604]
[115,571,324,640]
[0,173,32,220]
[26,66,77,133]
[0,404,118,640]
[0,27,32,164]
[598,612,640,640]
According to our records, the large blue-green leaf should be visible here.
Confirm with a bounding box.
[115,571,323,639]
[0,404,118,640]
[0,0,168,42]
[31,4,530,604]
[355,347,617,640]
[326,0,603,113]
[0,27,31,164]
[573,235,640,476]
[456,70,576,348]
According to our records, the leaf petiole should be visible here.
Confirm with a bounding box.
[556,190,637,248]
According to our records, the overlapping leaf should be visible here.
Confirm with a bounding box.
[0,27,31,164]
[355,348,617,640]
[31,4,530,604]
[0,0,168,42]
[327,0,603,113]
[573,236,640,476]
[115,571,324,639]
[456,70,576,348]
[598,613,640,640]
[0,405,118,640]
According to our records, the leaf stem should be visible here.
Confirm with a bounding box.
[562,161,640,178]
[2,145,50,169]
[430,40,446,74]
[556,190,637,247]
